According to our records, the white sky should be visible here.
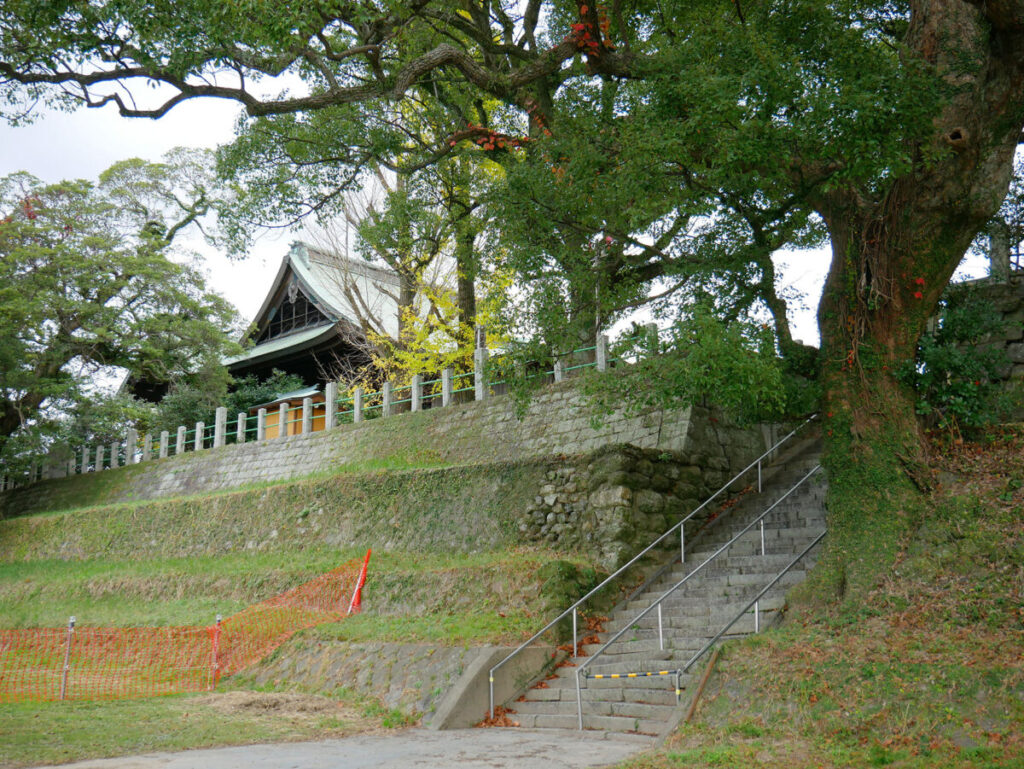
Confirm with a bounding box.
[0,100,992,345]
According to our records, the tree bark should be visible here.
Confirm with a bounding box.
[817,0,1023,462]
[805,0,1024,600]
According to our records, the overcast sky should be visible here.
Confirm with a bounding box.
[0,99,992,344]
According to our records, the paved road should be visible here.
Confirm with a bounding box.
[34,729,654,769]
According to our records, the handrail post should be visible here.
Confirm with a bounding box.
[575,669,584,730]
[757,458,762,493]
[572,608,578,656]
[657,603,664,651]
[680,526,685,563]
[60,616,75,700]
[754,601,760,633]
[760,519,766,556]
[489,673,495,720]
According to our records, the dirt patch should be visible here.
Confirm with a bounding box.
[198,691,379,730]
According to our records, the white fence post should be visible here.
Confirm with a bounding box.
[159,431,169,458]
[324,382,338,430]
[411,374,422,412]
[257,408,267,441]
[94,445,104,471]
[442,368,453,407]
[109,443,119,469]
[176,426,186,455]
[277,403,289,438]
[236,412,247,444]
[80,446,89,474]
[554,358,565,382]
[194,422,204,451]
[382,382,392,417]
[596,333,609,372]
[214,407,227,448]
[302,397,313,434]
[142,435,152,462]
[354,387,363,423]
[474,348,488,401]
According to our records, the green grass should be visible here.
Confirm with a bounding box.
[0,686,403,768]
[310,609,537,646]
[0,547,578,630]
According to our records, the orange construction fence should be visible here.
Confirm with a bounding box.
[0,554,369,702]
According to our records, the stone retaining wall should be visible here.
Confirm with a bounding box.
[246,640,474,720]
[2,378,778,519]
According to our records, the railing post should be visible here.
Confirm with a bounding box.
[159,431,169,459]
[754,601,760,633]
[236,412,246,444]
[596,333,608,372]
[489,672,494,720]
[109,443,119,469]
[94,444,104,471]
[575,669,584,730]
[142,434,152,462]
[658,603,664,651]
[301,397,313,434]
[257,408,267,441]
[60,616,75,701]
[277,403,288,438]
[680,526,686,564]
[553,358,564,383]
[382,382,392,417]
[441,369,453,407]
[194,422,204,451]
[411,374,422,412]
[176,426,186,455]
[126,429,137,465]
[80,445,89,474]
[354,387,363,423]
[474,347,488,400]
[214,407,227,448]
[760,519,766,556]
[572,608,578,656]
[324,382,338,430]
[757,459,762,493]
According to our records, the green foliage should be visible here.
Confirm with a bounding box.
[585,307,786,425]
[0,152,238,466]
[897,286,1013,433]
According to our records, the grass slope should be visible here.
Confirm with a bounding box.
[622,428,1023,769]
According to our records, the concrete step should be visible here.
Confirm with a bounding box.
[512,699,679,721]
[657,553,815,579]
[522,683,683,705]
[606,605,783,634]
[509,711,665,735]
[579,637,704,658]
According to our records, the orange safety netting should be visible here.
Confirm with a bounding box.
[0,557,365,702]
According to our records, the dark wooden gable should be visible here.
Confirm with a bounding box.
[254,274,333,344]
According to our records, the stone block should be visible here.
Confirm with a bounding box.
[635,488,665,514]
[590,485,632,508]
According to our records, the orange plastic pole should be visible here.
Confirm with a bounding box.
[347,549,372,614]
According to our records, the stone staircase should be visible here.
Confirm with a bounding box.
[502,434,827,735]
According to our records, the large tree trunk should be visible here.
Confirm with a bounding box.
[809,0,1024,602]
[454,221,478,334]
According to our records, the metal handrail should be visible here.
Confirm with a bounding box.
[575,465,821,677]
[486,413,818,718]
[676,530,826,676]
[573,502,826,729]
